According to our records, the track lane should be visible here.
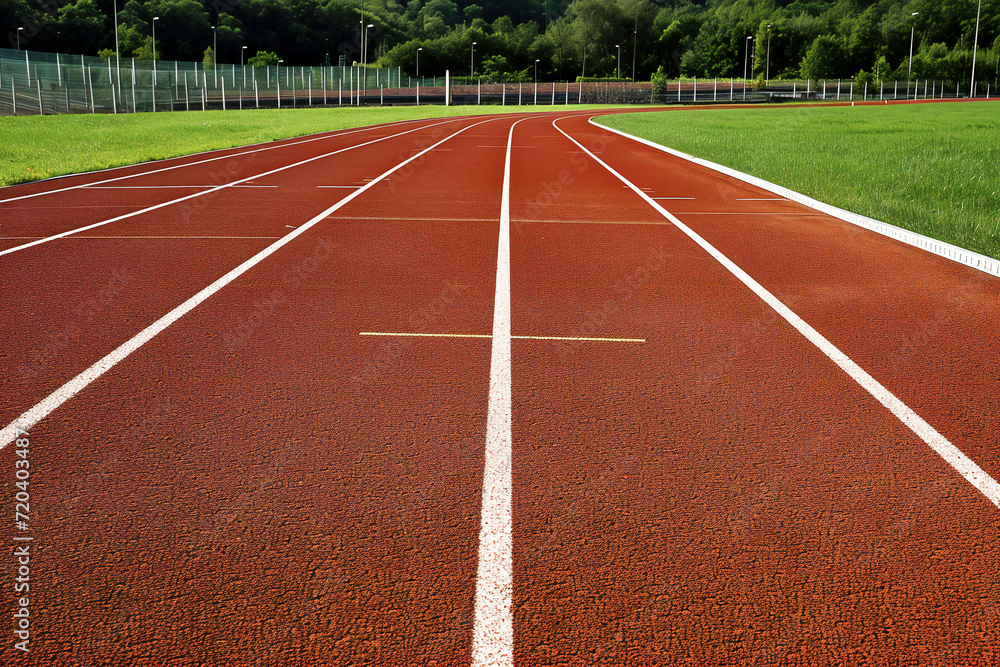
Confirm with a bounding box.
[0,115,525,664]
[575,114,1000,487]
[507,112,1000,664]
[0,119,474,255]
[0,117,499,437]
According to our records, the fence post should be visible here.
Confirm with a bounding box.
[416,81,419,106]
[693,77,697,102]
[185,73,189,111]
[714,77,717,101]
[339,79,342,106]
[88,67,95,113]
[11,78,15,115]
[519,82,522,105]
[730,78,733,101]
[37,80,43,115]
[578,79,582,103]
[255,79,259,109]
[222,77,226,110]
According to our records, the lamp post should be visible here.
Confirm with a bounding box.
[970,0,982,97]
[277,59,283,108]
[211,25,218,87]
[114,0,121,89]
[416,47,422,78]
[471,41,477,78]
[744,35,752,99]
[535,58,540,104]
[632,0,639,82]
[241,45,247,87]
[908,11,918,96]
[365,24,374,67]
[17,27,23,50]
[615,44,620,79]
[766,24,771,84]
[152,17,160,85]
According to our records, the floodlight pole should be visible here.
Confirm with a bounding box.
[970,0,982,97]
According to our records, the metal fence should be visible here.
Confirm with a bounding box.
[0,48,404,115]
[0,48,995,115]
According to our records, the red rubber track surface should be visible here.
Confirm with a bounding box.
[1,106,998,665]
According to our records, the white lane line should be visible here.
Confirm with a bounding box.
[676,212,806,215]
[0,118,499,450]
[0,117,437,204]
[653,197,696,200]
[0,236,281,240]
[359,332,645,343]
[593,119,1000,280]
[316,185,363,189]
[471,118,524,667]
[0,119,457,258]
[80,185,278,189]
[737,198,787,201]
[555,115,1000,511]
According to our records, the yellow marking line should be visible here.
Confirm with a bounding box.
[360,332,645,343]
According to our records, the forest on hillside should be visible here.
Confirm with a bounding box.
[4,0,999,83]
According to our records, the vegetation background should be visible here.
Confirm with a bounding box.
[3,0,998,85]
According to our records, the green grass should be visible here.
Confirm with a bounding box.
[600,102,1000,260]
[0,104,623,188]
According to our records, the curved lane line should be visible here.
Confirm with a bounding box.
[554,115,1000,510]
[0,117,442,204]
[0,117,501,449]
[0,118,459,257]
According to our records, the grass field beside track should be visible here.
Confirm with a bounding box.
[600,102,1000,260]
[0,104,623,187]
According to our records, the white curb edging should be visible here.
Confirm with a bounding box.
[591,117,1000,279]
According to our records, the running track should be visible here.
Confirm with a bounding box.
[2,108,999,666]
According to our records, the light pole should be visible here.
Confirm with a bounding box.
[17,27,23,50]
[615,44,620,79]
[152,17,160,85]
[365,24,374,67]
[632,0,638,82]
[241,45,247,87]
[766,24,771,84]
[277,59,283,108]
[211,25,218,87]
[582,43,587,78]
[114,0,121,89]
[416,47,422,78]
[471,41,477,78]
[535,59,540,104]
[970,0,982,97]
[744,36,752,99]
[908,11,918,96]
